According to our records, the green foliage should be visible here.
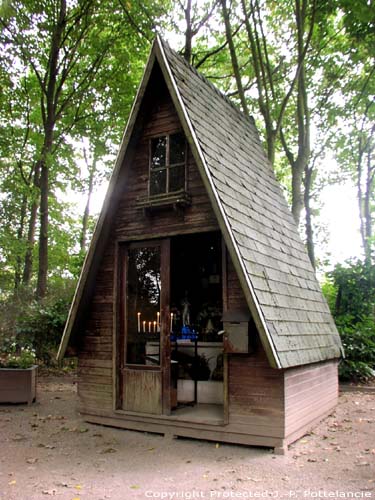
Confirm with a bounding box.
[0,0,169,299]
[16,295,72,366]
[0,337,36,369]
[0,283,75,366]
[324,259,375,381]
[336,317,375,382]
[321,279,337,314]
[329,260,375,321]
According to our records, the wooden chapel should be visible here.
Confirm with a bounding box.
[58,36,343,454]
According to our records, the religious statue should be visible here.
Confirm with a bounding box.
[181,294,191,326]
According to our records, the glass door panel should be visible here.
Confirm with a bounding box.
[121,240,170,416]
[126,246,161,366]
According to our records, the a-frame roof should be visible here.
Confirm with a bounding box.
[57,36,343,369]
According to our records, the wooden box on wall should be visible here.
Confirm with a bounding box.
[222,309,252,354]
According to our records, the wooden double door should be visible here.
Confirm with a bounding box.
[119,239,171,415]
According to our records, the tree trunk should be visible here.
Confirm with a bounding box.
[36,157,49,298]
[183,0,193,63]
[363,145,374,264]
[22,161,40,286]
[220,0,249,116]
[35,0,67,299]
[80,154,96,252]
[304,165,315,268]
[14,193,27,291]
[22,197,38,286]
[291,0,311,226]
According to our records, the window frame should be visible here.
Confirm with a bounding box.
[148,132,187,197]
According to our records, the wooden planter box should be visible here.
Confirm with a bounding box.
[0,365,37,404]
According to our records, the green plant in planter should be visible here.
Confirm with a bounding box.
[0,337,36,369]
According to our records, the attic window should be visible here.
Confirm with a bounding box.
[149,132,186,196]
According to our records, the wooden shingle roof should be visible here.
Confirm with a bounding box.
[57,36,343,368]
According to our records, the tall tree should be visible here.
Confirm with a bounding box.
[0,0,167,298]
[218,0,316,228]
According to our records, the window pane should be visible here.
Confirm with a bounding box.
[169,164,185,192]
[170,133,185,165]
[150,169,166,195]
[151,137,166,168]
[126,247,161,365]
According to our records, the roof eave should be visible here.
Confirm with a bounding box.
[155,39,281,369]
[57,41,159,361]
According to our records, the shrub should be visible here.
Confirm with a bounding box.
[16,297,71,366]
[323,259,375,382]
[337,316,375,382]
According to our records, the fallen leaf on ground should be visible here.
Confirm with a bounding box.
[8,480,16,485]
[12,434,26,441]
[26,458,38,464]
[100,447,117,454]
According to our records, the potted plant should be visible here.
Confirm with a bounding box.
[0,337,37,404]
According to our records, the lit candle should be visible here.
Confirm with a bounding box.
[137,312,141,333]
[170,312,174,332]
[157,312,160,331]
[143,320,146,333]
[149,321,152,333]
[153,320,157,333]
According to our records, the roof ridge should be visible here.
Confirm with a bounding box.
[159,37,256,128]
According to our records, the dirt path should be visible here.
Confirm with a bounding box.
[0,375,374,500]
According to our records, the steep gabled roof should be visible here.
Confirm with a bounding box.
[58,36,343,368]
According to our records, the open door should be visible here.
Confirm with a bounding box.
[119,239,170,415]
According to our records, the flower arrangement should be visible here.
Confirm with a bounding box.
[0,337,36,369]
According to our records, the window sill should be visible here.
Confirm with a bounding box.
[136,190,191,212]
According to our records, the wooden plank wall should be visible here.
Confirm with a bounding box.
[114,74,219,241]
[78,242,115,413]
[284,360,338,441]
[225,253,285,439]
[77,68,219,415]
[227,351,285,439]
[226,255,248,311]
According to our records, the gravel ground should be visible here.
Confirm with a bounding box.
[0,374,374,500]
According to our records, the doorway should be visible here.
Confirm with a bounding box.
[119,232,224,422]
[170,232,224,419]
